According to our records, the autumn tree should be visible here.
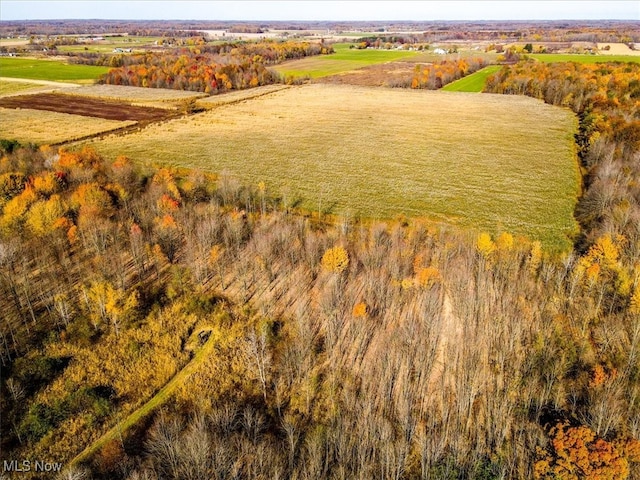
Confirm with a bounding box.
[535,422,631,480]
[321,245,349,273]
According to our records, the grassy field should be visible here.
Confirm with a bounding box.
[197,84,291,108]
[530,53,640,64]
[273,43,419,79]
[596,42,640,56]
[73,84,206,102]
[71,84,207,109]
[84,84,579,250]
[0,79,49,96]
[442,65,502,92]
[0,57,109,82]
[0,108,135,144]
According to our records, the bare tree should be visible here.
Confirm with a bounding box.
[246,323,271,402]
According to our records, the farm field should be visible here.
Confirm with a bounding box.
[0,57,109,82]
[530,53,640,63]
[0,108,135,144]
[84,84,580,250]
[596,42,640,55]
[0,79,50,96]
[70,84,207,109]
[442,65,502,92]
[317,60,417,87]
[272,42,419,79]
[196,84,291,108]
[56,36,164,53]
[0,92,174,121]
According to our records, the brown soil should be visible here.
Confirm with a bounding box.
[317,61,419,88]
[0,92,174,122]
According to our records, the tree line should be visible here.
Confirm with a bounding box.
[97,41,333,93]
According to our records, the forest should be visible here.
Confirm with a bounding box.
[0,53,639,479]
[97,41,333,92]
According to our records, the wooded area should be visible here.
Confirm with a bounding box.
[98,41,333,92]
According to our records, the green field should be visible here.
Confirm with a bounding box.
[442,65,502,92]
[83,84,579,250]
[530,53,640,64]
[0,57,109,82]
[273,43,419,78]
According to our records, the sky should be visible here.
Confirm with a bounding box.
[1,1,639,22]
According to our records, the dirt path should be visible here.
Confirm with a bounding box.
[70,329,216,467]
[428,288,463,388]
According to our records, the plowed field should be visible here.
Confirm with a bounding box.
[0,93,173,122]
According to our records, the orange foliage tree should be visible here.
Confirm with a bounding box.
[535,422,632,480]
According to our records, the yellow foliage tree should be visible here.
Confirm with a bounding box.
[25,194,66,236]
[321,246,349,273]
[579,234,621,273]
[152,167,181,200]
[32,172,58,196]
[1,185,37,232]
[577,234,631,296]
[415,266,440,288]
[70,182,113,218]
[528,240,543,274]
[104,286,139,337]
[352,302,368,318]
[477,232,496,257]
[83,281,138,336]
[496,232,514,251]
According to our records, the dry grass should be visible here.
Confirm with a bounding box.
[0,80,49,96]
[597,43,640,56]
[83,84,579,250]
[0,108,135,145]
[71,84,208,109]
[196,84,292,108]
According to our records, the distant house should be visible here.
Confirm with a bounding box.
[433,48,446,55]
